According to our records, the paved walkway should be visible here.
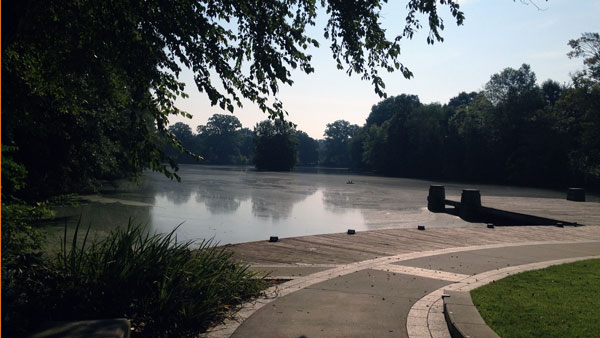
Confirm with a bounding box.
[207,232,600,338]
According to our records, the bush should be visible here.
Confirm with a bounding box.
[1,201,59,338]
[52,222,266,337]
[2,218,266,337]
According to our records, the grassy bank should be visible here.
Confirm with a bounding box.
[471,259,600,338]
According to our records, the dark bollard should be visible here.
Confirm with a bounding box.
[567,188,585,202]
[347,229,356,235]
[460,189,481,222]
[269,236,279,242]
[427,185,446,212]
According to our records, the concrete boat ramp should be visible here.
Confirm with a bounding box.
[480,194,600,226]
[208,194,600,338]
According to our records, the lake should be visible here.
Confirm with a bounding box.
[52,165,573,245]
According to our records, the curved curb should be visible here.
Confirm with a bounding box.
[203,240,600,338]
[443,291,499,338]
[406,255,600,338]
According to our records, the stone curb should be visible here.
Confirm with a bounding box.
[443,291,500,338]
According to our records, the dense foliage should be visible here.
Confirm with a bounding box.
[3,221,266,338]
[253,119,299,171]
[163,114,320,169]
[296,131,321,166]
[166,115,254,165]
[321,120,360,167]
[163,32,600,187]
[349,45,600,188]
[2,0,463,199]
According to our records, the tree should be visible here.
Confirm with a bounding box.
[362,122,390,172]
[237,128,255,165]
[2,0,464,197]
[201,115,243,136]
[482,65,547,183]
[360,94,423,174]
[446,93,495,180]
[484,64,538,106]
[402,104,445,177]
[364,101,444,177]
[366,94,421,126]
[447,91,478,109]
[541,80,564,106]
[348,127,369,170]
[322,120,359,167]
[372,95,423,175]
[549,35,600,187]
[196,114,244,164]
[552,85,600,187]
[253,120,298,171]
[296,131,320,166]
[568,32,600,84]
[169,123,194,144]
[483,65,543,141]
[165,123,198,164]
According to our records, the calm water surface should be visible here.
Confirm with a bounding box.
[53,165,574,245]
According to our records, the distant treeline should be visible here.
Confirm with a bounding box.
[164,115,320,169]
[349,63,599,189]
[165,113,360,170]
[170,61,599,189]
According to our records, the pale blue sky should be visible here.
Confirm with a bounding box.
[172,0,599,139]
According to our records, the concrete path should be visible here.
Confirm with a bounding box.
[207,233,600,338]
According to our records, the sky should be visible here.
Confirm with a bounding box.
[171,0,600,139]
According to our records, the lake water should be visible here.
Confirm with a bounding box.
[52,165,572,245]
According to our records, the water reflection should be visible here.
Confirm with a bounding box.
[155,182,194,206]
[195,184,250,215]
[321,188,355,214]
[49,201,153,247]
[250,186,318,220]
[56,165,578,245]
[53,167,381,244]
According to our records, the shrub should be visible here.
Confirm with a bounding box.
[53,222,266,337]
[1,201,59,338]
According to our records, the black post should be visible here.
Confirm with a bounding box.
[460,189,481,222]
[567,188,585,202]
[427,185,446,212]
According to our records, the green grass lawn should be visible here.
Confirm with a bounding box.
[471,259,600,338]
